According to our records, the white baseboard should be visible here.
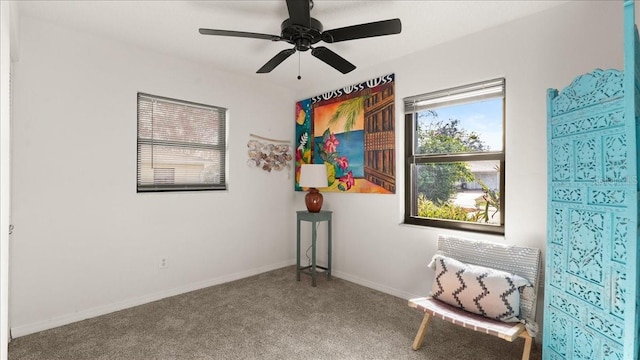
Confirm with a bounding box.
[11,260,294,338]
[332,270,420,300]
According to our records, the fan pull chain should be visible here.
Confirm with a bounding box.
[297,51,302,80]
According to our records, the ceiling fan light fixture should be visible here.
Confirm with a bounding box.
[295,38,312,52]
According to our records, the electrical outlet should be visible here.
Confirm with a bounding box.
[159,257,169,269]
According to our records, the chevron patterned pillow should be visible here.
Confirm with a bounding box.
[428,254,530,323]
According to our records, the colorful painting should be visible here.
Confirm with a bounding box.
[295,74,396,194]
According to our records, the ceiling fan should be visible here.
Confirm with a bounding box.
[199,0,402,76]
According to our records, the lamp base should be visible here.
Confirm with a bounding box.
[305,188,324,213]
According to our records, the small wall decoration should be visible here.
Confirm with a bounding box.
[295,73,396,193]
[247,134,292,172]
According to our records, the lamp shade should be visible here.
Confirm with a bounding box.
[299,164,328,188]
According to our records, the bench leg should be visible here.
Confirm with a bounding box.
[519,332,533,360]
[412,313,432,350]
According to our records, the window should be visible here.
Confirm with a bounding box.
[404,79,505,234]
[137,93,227,192]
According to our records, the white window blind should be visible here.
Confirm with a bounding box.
[137,93,227,192]
[404,78,505,113]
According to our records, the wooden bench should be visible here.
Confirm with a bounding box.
[408,235,541,360]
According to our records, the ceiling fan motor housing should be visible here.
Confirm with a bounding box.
[280,18,323,51]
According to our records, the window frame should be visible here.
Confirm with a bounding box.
[403,79,505,235]
[136,92,227,193]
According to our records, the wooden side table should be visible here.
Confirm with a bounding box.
[296,210,332,287]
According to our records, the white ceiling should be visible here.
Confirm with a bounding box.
[16,0,567,90]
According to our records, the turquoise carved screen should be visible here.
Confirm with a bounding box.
[545,69,630,360]
[544,3,639,358]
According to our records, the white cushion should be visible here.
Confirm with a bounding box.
[428,254,530,323]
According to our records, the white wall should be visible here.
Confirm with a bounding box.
[0,1,13,356]
[297,0,624,327]
[10,16,296,336]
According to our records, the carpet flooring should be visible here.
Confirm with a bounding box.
[8,266,541,359]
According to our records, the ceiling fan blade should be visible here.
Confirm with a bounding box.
[199,28,281,41]
[286,0,310,28]
[311,46,356,74]
[257,49,297,73]
[322,18,402,43]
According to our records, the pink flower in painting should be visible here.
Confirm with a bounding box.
[296,148,303,162]
[323,133,340,154]
[339,171,355,190]
[336,156,349,170]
